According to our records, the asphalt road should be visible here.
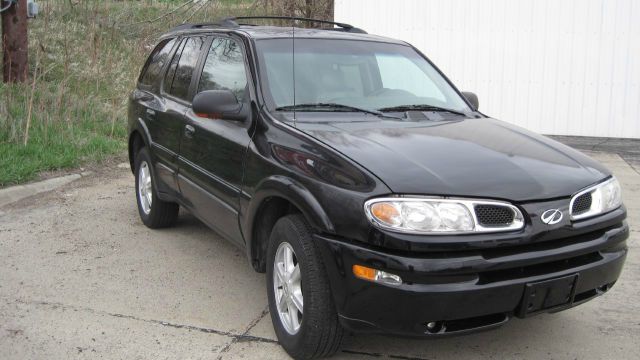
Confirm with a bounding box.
[1,151,638,359]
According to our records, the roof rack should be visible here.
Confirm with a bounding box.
[168,16,367,34]
[228,16,366,33]
[168,17,238,33]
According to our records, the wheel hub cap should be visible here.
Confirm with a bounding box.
[138,161,152,215]
[273,242,303,334]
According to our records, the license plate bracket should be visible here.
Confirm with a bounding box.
[518,274,579,317]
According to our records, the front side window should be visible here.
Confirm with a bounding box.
[165,36,205,100]
[255,39,470,115]
[139,38,177,86]
[198,37,248,102]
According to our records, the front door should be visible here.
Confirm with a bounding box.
[178,36,253,245]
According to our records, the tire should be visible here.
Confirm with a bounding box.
[134,147,179,228]
[266,214,344,359]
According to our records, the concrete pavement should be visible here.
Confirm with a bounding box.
[1,151,638,359]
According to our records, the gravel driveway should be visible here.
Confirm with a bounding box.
[1,152,638,359]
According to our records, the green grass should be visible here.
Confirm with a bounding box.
[0,126,124,185]
[0,0,258,187]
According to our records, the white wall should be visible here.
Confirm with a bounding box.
[335,0,640,138]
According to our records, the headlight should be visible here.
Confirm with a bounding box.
[364,197,524,234]
[570,177,622,220]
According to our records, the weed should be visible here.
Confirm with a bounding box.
[0,0,256,186]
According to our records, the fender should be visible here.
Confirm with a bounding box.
[128,118,153,171]
[242,175,336,263]
[134,117,153,149]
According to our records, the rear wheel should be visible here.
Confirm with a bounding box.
[266,214,343,359]
[134,147,179,228]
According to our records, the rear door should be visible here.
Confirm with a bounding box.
[131,37,180,195]
[177,35,252,245]
[150,36,206,195]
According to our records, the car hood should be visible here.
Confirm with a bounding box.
[284,114,610,201]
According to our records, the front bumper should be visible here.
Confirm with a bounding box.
[315,219,629,337]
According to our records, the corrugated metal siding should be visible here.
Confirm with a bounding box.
[335,0,640,138]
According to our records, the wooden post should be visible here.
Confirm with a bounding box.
[2,0,28,83]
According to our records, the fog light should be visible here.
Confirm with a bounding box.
[424,321,444,334]
[352,265,402,285]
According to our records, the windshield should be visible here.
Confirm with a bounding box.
[255,38,471,116]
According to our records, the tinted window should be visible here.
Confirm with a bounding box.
[164,39,186,92]
[255,39,470,113]
[167,37,205,100]
[139,38,177,86]
[198,38,247,102]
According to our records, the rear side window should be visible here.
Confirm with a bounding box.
[165,37,205,101]
[164,39,186,93]
[139,38,177,86]
[198,38,248,102]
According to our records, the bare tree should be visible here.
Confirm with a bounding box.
[253,0,334,25]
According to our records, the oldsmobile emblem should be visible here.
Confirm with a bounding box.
[541,209,563,225]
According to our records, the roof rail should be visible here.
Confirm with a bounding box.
[225,16,367,33]
[168,16,367,34]
[167,18,239,33]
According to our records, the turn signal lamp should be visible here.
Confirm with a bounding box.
[352,265,402,286]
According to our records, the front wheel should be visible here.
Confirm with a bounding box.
[266,215,343,359]
[134,147,179,228]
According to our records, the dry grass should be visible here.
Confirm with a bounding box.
[0,0,251,186]
[0,0,333,186]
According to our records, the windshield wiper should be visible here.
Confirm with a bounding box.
[377,104,467,117]
[276,103,401,119]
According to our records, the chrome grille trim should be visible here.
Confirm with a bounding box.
[571,192,592,215]
[474,204,517,227]
[470,200,524,232]
[569,180,603,220]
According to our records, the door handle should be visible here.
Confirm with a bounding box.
[145,108,156,121]
[184,124,195,138]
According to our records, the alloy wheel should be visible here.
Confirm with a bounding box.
[138,161,153,215]
[273,242,304,334]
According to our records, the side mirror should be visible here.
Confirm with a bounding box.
[461,91,479,111]
[192,90,247,121]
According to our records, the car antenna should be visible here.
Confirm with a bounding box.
[292,19,297,127]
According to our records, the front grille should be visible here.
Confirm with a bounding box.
[572,192,592,215]
[474,205,515,227]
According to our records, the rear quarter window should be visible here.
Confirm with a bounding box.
[139,38,177,87]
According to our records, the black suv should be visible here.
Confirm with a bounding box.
[128,17,629,359]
